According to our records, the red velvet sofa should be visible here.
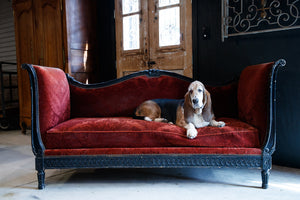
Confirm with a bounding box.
[22,59,286,189]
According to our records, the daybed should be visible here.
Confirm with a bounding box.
[22,59,286,189]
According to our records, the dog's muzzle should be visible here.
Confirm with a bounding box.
[192,98,203,109]
[192,98,199,105]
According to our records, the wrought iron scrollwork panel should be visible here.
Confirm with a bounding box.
[222,0,300,41]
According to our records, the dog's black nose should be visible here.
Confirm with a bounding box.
[192,98,199,104]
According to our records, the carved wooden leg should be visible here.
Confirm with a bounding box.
[36,156,45,189]
[37,170,45,189]
[261,169,270,189]
[21,122,27,135]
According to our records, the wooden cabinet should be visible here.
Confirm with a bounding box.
[13,0,101,133]
[13,0,68,133]
[13,0,34,133]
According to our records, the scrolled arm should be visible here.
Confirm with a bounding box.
[22,64,45,156]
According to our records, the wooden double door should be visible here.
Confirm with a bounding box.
[115,0,192,78]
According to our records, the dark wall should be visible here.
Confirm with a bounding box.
[97,1,116,82]
[193,0,300,168]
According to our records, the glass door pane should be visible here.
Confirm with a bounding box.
[122,0,139,14]
[122,0,140,50]
[123,15,140,50]
[159,6,180,47]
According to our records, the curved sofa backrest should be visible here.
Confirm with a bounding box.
[69,74,192,118]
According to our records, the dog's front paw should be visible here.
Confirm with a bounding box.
[216,121,225,127]
[187,128,198,139]
[210,120,225,127]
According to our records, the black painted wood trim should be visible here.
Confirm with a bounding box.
[67,69,194,89]
[21,64,45,157]
[43,154,262,169]
[262,59,286,155]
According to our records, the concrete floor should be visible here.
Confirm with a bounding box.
[1,130,300,200]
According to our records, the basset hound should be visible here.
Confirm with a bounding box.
[134,81,225,139]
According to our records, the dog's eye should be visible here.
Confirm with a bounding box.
[189,90,193,94]
[198,89,202,92]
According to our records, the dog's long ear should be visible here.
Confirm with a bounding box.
[184,91,192,110]
[203,88,211,110]
[203,87,208,106]
[202,88,214,121]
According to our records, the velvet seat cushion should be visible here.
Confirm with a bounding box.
[45,117,260,149]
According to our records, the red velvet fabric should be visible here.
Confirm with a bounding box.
[33,65,70,138]
[45,147,261,156]
[45,117,260,149]
[238,62,274,144]
[70,76,190,118]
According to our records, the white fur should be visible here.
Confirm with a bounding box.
[190,113,210,128]
[144,117,152,121]
[185,123,198,139]
[209,119,225,127]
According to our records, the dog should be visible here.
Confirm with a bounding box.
[134,81,225,139]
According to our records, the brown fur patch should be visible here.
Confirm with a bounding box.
[135,100,161,121]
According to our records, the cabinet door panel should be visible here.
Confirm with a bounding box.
[13,0,35,127]
[34,0,64,69]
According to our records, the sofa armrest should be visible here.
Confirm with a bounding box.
[22,64,71,155]
[237,59,286,149]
